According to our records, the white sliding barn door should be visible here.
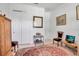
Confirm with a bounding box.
[12,18,22,44]
[21,14,33,44]
[12,13,33,45]
[11,12,22,44]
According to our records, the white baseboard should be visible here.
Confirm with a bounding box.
[18,43,35,49]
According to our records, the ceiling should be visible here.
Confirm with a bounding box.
[26,3,64,11]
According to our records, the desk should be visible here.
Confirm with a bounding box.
[64,41,77,48]
[64,41,77,55]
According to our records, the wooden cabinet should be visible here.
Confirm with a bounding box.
[0,15,12,56]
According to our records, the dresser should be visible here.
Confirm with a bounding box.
[0,15,12,56]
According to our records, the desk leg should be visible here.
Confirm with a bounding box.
[17,42,19,48]
[77,47,79,56]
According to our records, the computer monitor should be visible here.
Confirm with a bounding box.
[66,35,75,43]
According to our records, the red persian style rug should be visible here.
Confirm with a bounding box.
[16,45,73,56]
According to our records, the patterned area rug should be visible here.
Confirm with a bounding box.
[16,45,74,56]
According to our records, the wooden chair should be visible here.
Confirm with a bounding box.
[11,41,18,52]
[53,31,63,46]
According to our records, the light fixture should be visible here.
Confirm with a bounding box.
[12,10,24,12]
[34,3,39,4]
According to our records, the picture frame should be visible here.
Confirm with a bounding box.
[56,14,66,26]
[33,16,43,28]
[76,5,79,20]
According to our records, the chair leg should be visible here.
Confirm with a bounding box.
[53,40,54,44]
[57,42,59,46]
[35,43,36,46]
[61,41,62,46]
[43,42,44,45]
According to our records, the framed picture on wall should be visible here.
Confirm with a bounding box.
[56,14,66,26]
[76,5,79,20]
[33,16,43,28]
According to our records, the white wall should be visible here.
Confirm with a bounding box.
[6,4,46,44]
[50,3,79,44]
[1,3,79,44]
[0,4,9,16]
[0,3,51,45]
[44,11,51,42]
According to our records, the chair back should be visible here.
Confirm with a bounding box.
[58,31,63,38]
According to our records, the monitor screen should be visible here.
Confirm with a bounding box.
[66,35,75,43]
